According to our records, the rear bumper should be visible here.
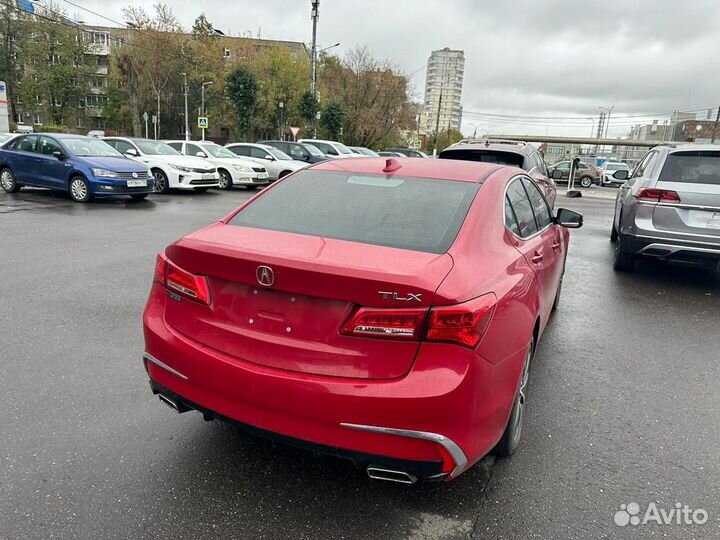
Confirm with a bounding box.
[142,285,522,480]
[621,233,720,263]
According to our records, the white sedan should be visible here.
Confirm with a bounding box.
[102,137,220,193]
[224,143,307,181]
[166,140,270,190]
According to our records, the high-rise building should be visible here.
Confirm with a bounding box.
[421,48,465,135]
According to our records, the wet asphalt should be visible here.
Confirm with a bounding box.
[0,186,719,540]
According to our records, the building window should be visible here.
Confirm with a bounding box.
[34,114,42,125]
[223,48,231,58]
[35,95,41,105]
[76,117,84,128]
[15,113,22,123]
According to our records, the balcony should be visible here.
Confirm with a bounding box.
[86,42,109,56]
[85,107,103,117]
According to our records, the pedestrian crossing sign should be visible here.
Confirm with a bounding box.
[198,117,208,129]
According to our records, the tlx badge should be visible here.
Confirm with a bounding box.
[378,291,422,302]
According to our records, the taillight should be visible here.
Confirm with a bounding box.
[636,188,681,203]
[341,307,427,340]
[341,293,497,349]
[153,252,210,305]
[425,293,497,349]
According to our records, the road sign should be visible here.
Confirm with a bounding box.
[289,126,300,140]
[142,112,149,122]
[151,115,157,124]
[0,81,9,133]
[198,117,208,129]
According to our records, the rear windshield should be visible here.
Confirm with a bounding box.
[229,170,479,253]
[659,151,720,185]
[440,149,524,168]
[605,163,628,171]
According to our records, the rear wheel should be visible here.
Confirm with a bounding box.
[0,167,20,193]
[494,340,533,457]
[217,169,233,190]
[579,176,593,188]
[69,176,93,203]
[613,234,636,272]
[152,169,170,194]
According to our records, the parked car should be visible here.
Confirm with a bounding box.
[258,140,328,164]
[165,140,269,190]
[102,137,220,193]
[547,160,600,188]
[611,144,720,272]
[350,146,380,157]
[0,133,14,145]
[377,151,406,157]
[142,157,582,483]
[440,139,557,208]
[384,148,428,158]
[0,133,153,202]
[600,161,631,187]
[224,143,306,181]
[297,138,356,158]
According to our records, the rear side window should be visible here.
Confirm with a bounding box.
[506,179,538,238]
[522,178,552,229]
[228,145,250,157]
[658,151,720,185]
[229,170,480,253]
[440,149,524,168]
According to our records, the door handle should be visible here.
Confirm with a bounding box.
[531,251,544,264]
[552,240,561,251]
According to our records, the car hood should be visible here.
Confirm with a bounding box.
[78,156,149,172]
[204,156,260,169]
[279,159,309,170]
[149,155,214,168]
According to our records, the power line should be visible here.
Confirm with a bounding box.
[462,106,717,122]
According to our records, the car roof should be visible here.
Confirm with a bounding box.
[35,133,89,139]
[442,138,535,157]
[310,157,500,183]
[662,143,720,153]
[299,138,336,144]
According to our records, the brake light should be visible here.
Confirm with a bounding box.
[341,307,427,340]
[425,293,497,349]
[636,188,681,203]
[153,252,210,305]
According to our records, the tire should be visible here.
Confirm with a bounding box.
[494,340,533,457]
[194,187,210,192]
[579,176,593,188]
[152,169,170,194]
[68,175,93,203]
[130,193,148,201]
[0,167,20,193]
[278,170,292,179]
[610,222,618,242]
[217,169,233,190]
[552,271,564,311]
[613,234,636,272]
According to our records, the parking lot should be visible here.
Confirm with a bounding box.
[1,187,719,539]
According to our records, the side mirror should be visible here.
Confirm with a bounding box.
[551,169,563,180]
[556,208,583,228]
[196,151,207,158]
[125,148,138,157]
[612,170,629,180]
[52,151,65,160]
[264,155,274,161]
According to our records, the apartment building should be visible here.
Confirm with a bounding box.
[421,48,465,135]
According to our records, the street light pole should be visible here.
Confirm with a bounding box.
[310,0,319,137]
[201,81,213,141]
[182,72,189,142]
[278,101,284,140]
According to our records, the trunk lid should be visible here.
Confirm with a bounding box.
[164,223,454,379]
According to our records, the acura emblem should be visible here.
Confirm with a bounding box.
[256,265,274,287]
[132,172,138,178]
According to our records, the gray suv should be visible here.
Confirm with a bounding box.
[611,144,720,272]
[440,139,556,208]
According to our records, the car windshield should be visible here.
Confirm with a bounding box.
[439,149,524,168]
[264,146,293,160]
[202,144,237,159]
[334,143,353,155]
[229,170,479,253]
[605,163,628,171]
[135,140,180,156]
[355,147,380,156]
[63,138,122,157]
[658,151,720,185]
[304,143,324,157]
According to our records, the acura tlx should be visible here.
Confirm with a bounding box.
[142,156,583,484]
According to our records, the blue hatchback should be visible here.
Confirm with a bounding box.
[0,133,154,202]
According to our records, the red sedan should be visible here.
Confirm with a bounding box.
[142,157,583,483]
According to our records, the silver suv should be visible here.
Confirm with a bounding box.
[611,144,720,271]
[440,139,556,208]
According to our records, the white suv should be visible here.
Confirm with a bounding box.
[102,137,220,193]
[224,143,307,181]
[166,140,269,190]
[297,138,356,158]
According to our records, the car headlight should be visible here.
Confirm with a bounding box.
[172,165,192,173]
[233,165,252,173]
[92,168,118,178]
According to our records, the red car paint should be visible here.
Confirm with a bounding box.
[143,157,576,481]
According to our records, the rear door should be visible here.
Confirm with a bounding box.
[7,135,40,184]
[652,150,720,240]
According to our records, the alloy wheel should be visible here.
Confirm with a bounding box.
[509,344,532,449]
[0,169,14,191]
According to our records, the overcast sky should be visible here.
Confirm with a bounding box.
[64,0,720,138]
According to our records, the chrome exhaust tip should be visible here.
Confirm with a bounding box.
[366,466,417,484]
[158,393,189,413]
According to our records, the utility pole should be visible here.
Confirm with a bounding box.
[182,72,189,141]
[155,92,160,140]
[201,81,213,141]
[433,87,443,156]
[310,0,320,137]
[712,105,720,143]
[594,111,605,155]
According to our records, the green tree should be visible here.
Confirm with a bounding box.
[0,4,29,123]
[320,102,345,140]
[191,13,215,38]
[427,128,463,154]
[298,89,318,124]
[226,66,257,139]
